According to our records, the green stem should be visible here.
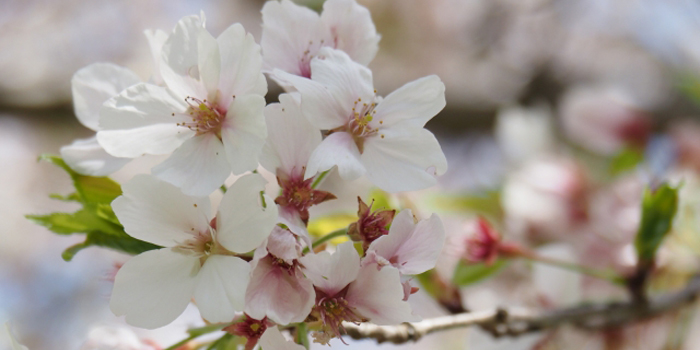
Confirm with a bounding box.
[303,228,348,254]
[522,253,626,285]
[311,170,330,189]
[295,323,310,349]
[164,323,229,350]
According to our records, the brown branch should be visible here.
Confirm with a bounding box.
[342,275,700,344]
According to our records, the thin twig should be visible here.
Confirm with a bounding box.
[342,275,700,344]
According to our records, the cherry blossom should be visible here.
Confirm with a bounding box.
[244,227,315,325]
[259,93,335,242]
[98,14,267,196]
[347,196,395,250]
[261,0,380,84]
[258,327,306,350]
[299,242,419,344]
[364,209,445,275]
[275,47,447,193]
[109,174,277,328]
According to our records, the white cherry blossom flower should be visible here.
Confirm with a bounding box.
[98,14,268,196]
[363,209,445,275]
[299,242,419,344]
[259,93,334,242]
[245,227,315,325]
[275,48,448,193]
[109,174,277,329]
[261,0,380,83]
[258,327,305,350]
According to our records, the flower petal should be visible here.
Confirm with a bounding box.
[347,265,420,325]
[110,248,200,329]
[320,0,380,66]
[221,94,267,175]
[152,133,231,196]
[365,210,445,275]
[259,327,306,350]
[216,174,278,254]
[160,14,208,99]
[5,323,28,350]
[197,28,221,101]
[144,29,169,85]
[310,47,374,113]
[361,128,447,193]
[261,0,326,75]
[97,83,193,157]
[373,75,446,130]
[71,63,141,131]
[60,135,131,176]
[260,93,322,178]
[299,241,359,296]
[112,175,211,247]
[194,255,251,323]
[305,131,365,181]
[217,23,267,105]
[278,206,312,248]
[245,256,315,325]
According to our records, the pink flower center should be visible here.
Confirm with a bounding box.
[176,96,227,138]
[174,229,215,261]
[313,288,366,345]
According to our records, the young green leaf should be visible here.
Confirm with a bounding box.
[39,154,122,205]
[453,259,509,286]
[634,183,679,263]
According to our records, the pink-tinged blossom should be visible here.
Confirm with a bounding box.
[109,174,277,329]
[244,227,315,325]
[299,242,419,344]
[258,327,306,350]
[97,14,268,196]
[223,315,273,350]
[347,196,396,250]
[259,94,335,242]
[363,209,445,275]
[464,217,503,264]
[261,0,380,83]
[275,48,448,193]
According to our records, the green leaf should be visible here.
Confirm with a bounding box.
[206,333,235,350]
[431,191,503,219]
[61,230,160,261]
[39,154,121,205]
[49,193,81,202]
[26,209,122,235]
[453,259,508,286]
[634,184,679,263]
[609,148,644,176]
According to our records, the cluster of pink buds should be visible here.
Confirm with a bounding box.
[464,217,523,264]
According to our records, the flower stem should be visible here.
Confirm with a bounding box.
[521,252,626,285]
[295,322,311,349]
[164,323,229,350]
[303,228,348,254]
[311,170,330,189]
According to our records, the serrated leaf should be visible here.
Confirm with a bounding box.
[609,148,644,176]
[39,154,121,205]
[61,230,160,261]
[453,259,508,286]
[635,184,679,263]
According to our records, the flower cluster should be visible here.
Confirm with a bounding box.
[58,0,448,347]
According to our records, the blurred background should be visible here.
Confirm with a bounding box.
[5,0,700,349]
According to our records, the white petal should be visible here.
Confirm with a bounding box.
[72,63,141,130]
[373,75,446,130]
[365,210,445,275]
[266,226,301,262]
[197,28,221,101]
[271,69,348,130]
[259,93,322,177]
[259,327,306,350]
[194,255,250,323]
[278,206,312,248]
[245,256,315,325]
[5,323,28,350]
[144,29,169,85]
[299,241,359,296]
[305,131,365,181]
[97,83,193,157]
[361,128,447,193]
[160,15,208,99]
[110,248,200,329]
[60,136,131,176]
[310,47,375,108]
[217,23,267,105]
[220,94,267,174]
[346,265,420,325]
[261,0,327,76]
[112,175,211,247]
[320,0,380,66]
[152,133,231,196]
[216,174,278,254]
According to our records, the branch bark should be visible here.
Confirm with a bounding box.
[342,275,700,344]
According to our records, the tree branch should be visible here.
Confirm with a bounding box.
[342,275,700,344]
